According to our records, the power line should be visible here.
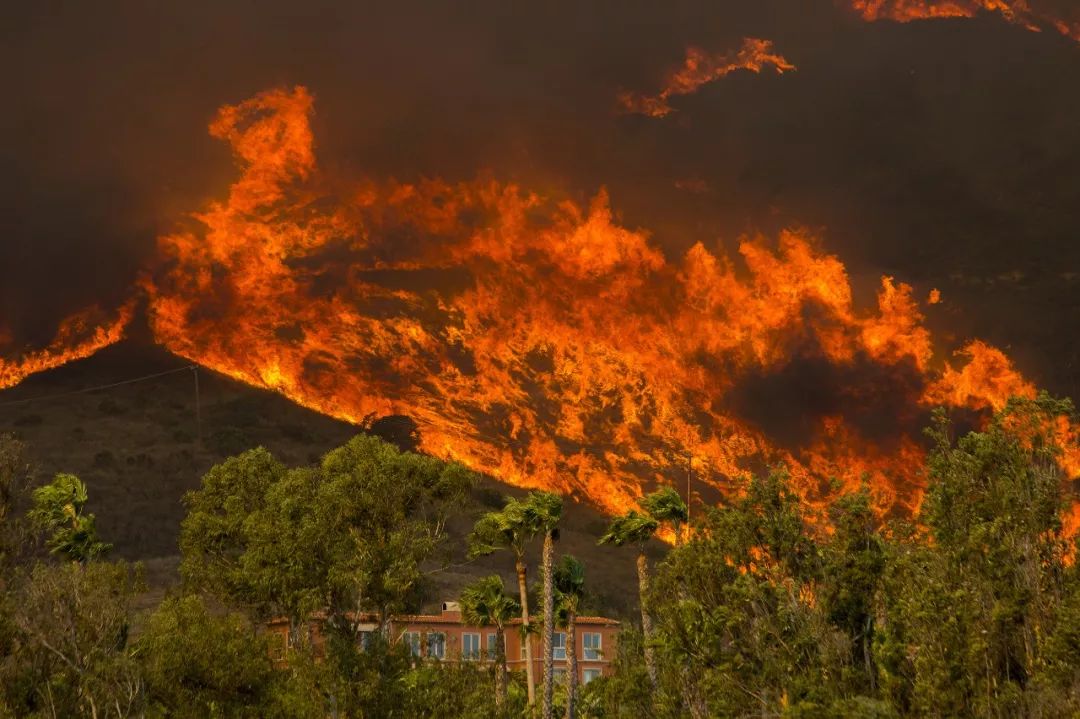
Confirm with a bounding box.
[0,365,198,408]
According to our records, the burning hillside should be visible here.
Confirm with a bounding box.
[848,0,1080,42]
[0,304,132,391]
[619,38,796,118]
[118,85,1069,519]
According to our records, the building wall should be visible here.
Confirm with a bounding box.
[267,608,620,686]
[500,617,619,686]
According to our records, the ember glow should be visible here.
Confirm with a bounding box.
[130,85,1073,519]
[619,38,796,118]
[0,304,132,391]
[849,0,1080,42]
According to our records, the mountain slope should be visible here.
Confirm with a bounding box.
[0,341,653,617]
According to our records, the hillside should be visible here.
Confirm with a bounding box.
[0,341,657,618]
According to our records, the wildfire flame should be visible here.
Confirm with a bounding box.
[131,86,1075,519]
[0,304,133,391]
[619,38,796,118]
[848,0,1080,43]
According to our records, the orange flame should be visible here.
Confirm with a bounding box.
[924,340,1036,412]
[0,304,133,391]
[134,86,1076,521]
[848,0,1080,42]
[619,38,796,118]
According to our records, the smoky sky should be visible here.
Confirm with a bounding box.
[2,0,1079,394]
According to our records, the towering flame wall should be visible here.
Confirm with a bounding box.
[130,86,1072,519]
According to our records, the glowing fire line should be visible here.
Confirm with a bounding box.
[848,0,1080,43]
[0,304,133,391]
[619,38,796,118]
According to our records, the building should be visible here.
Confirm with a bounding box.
[267,602,620,687]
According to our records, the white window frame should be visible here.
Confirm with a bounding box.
[462,632,481,661]
[427,631,446,660]
[583,632,602,661]
[402,631,422,658]
[486,632,499,660]
[583,668,602,684]
[553,631,567,661]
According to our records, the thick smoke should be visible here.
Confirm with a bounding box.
[2,0,1079,397]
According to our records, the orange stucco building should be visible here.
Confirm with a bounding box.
[267,602,620,687]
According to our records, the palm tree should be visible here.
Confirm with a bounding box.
[640,486,689,546]
[526,491,563,719]
[599,510,660,688]
[468,491,550,706]
[459,575,520,708]
[554,555,586,719]
[28,473,111,564]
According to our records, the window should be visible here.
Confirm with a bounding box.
[583,668,602,684]
[486,632,499,660]
[358,631,373,651]
[268,631,287,661]
[583,633,602,661]
[553,668,566,682]
[427,632,446,660]
[462,632,481,660]
[402,631,422,658]
[553,632,566,661]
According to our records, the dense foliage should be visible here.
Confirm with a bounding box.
[1,393,1079,717]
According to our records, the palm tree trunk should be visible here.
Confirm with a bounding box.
[565,609,578,719]
[495,624,508,708]
[516,557,536,706]
[542,530,556,719]
[287,617,304,652]
[638,549,658,690]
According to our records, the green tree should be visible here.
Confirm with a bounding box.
[459,574,520,709]
[137,594,278,718]
[401,659,525,719]
[177,447,287,614]
[820,488,885,695]
[1038,568,1080,713]
[313,434,472,633]
[180,436,471,649]
[640,487,689,546]
[4,561,144,718]
[28,473,111,563]
[875,396,1075,717]
[469,492,553,706]
[0,434,32,572]
[577,627,652,719]
[530,491,564,719]
[598,511,660,690]
[315,631,412,719]
[554,555,586,719]
[644,471,855,718]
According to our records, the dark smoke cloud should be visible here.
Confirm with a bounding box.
[2,0,1079,396]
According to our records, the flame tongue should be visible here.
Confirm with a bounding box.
[137,86,1073,519]
[620,38,796,118]
[849,0,1080,42]
[0,304,133,391]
